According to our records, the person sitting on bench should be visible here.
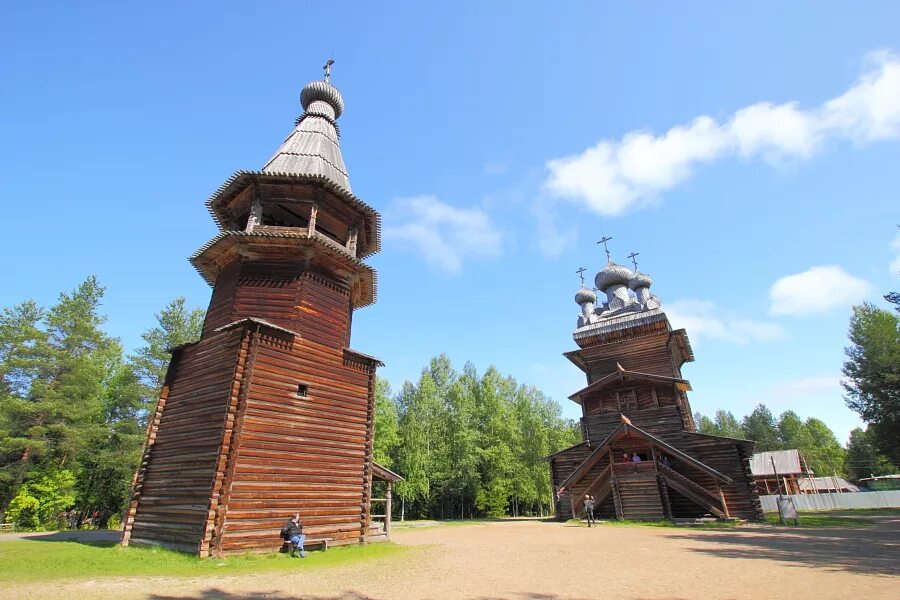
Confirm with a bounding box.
[281,512,306,558]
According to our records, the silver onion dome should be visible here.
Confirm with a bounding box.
[575,286,597,305]
[594,263,635,291]
[301,79,345,119]
[628,271,652,290]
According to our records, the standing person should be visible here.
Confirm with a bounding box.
[622,452,630,464]
[631,452,642,463]
[280,513,306,558]
[583,495,596,527]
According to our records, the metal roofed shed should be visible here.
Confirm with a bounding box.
[749,450,803,476]
[798,477,860,493]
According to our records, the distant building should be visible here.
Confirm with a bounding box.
[859,474,900,492]
[798,477,859,493]
[749,450,811,495]
[549,254,762,522]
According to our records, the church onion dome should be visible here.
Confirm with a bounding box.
[594,262,635,291]
[628,271,652,290]
[301,79,344,120]
[575,286,597,305]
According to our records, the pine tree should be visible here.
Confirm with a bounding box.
[741,404,780,451]
[131,297,204,393]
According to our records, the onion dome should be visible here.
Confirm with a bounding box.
[263,71,350,190]
[594,263,635,291]
[575,286,597,305]
[628,271,652,290]
[301,79,344,120]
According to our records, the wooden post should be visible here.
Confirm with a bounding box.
[718,486,730,518]
[309,204,318,234]
[347,226,358,256]
[385,481,393,537]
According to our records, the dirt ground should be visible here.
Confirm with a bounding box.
[3,515,899,600]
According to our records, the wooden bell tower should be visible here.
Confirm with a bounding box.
[121,66,384,556]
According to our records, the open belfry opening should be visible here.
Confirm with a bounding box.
[120,64,399,557]
[551,243,764,522]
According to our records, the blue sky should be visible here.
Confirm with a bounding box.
[2,2,899,444]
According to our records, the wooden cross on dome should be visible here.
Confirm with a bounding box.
[323,58,335,82]
[627,251,639,271]
[597,236,613,263]
[576,267,587,287]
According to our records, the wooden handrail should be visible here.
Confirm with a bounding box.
[659,463,726,518]
[576,463,613,517]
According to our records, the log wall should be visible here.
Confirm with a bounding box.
[215,331,375,553]
[123,328,246,553]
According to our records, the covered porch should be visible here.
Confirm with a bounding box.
[557,418,734,521]
[368,462,404,542]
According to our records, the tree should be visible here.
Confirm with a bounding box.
[131,297,204,393]
[803,417,846,478]
[842,302,900,464]
[372,378,399,469]
[74,360,146,527]
[844,427,896,481]
[696,410,743,438]
[741,404,780,452]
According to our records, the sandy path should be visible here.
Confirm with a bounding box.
[3,516,898,599]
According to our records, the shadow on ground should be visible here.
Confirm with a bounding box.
[667,515,900,577]
[149,592,597,600]
[150,591,368,600]
[9,529,120,546]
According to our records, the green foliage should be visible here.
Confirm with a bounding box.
[131,297,204,393]
[0,283,204,530]
[844,427,897,481]
[695,405,849,477]
[372,378,400,469]
[6,470,76,530]
[741,404,780,452]
[384,355,580,520]
[696,410,744,439]
[842,302,900,464]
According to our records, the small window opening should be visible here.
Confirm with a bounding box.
[296,384,309,398]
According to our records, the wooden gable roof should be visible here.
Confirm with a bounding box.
[568,363,692,404]
[558,418,733,491]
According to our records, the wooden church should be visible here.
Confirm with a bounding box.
[551,246,764,522]
[120,64,400,556]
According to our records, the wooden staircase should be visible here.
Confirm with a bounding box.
[615,464,664,520]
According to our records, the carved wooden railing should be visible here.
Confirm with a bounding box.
[658,463,726,518]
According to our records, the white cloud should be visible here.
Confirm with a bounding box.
[383,196,503,274]
[769,265,872,316]
[543,51,900,217]
[665,299,784,345]
[777,375,844,398]
[890,234,900,275]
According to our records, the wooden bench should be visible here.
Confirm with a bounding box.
[0,523,14,533]
[279,538,331,554]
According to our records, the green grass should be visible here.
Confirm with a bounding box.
[763,512,874,527]
[0,539,411,583]
[810,507,900,516]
